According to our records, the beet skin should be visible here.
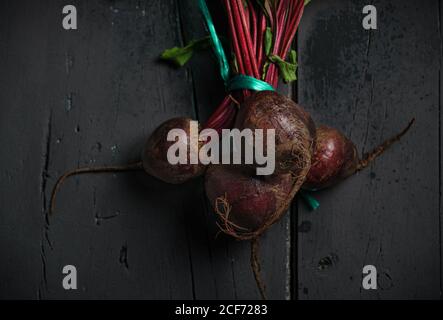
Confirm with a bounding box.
[143,117,205,184]
[304,119,415,190]
[303,126,358,190]
[235,91,316,176]
[205,165,294,235]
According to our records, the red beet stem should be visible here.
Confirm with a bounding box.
[224,0,245,75]
[281,1,304,56]
[270,1,304,87]
[224,0,250,99]
[249,2,258,52]
[230,0,255,77]
[203,96,234,129]
[205,0,306,132]
[256,13,266,71]
[235,0,260,78]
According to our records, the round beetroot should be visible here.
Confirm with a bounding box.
[304,119,415,191]
[235,91,316,176]
[50,117,206,215]
[303,126,358,190]
[142,117,205,184]
[205,164,296,239]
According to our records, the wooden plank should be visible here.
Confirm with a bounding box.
[440,0,443,300]
[0,0,290,299]
[177,0,290,300]
[296,0,441,299]
[0,0,51,299]
[44,0,204,299]
[0,0,200,299]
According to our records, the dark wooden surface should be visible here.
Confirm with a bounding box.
[297,0,442,299]
[0,0,441,299]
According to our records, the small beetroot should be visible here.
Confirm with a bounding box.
[50,117,205,215]
[143,117,205,184]
[304,119,415,191]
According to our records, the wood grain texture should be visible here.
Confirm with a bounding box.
[0,0,441,300]
[0,0,290,299]
[296,0,441,299]
[177,0,290,300]
[0,0,48,299]
[439,0,443,300]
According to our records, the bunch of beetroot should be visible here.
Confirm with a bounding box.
[50,0,414,300]
[51,0,314,240]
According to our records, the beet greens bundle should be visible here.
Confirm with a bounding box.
[202,0,308,132]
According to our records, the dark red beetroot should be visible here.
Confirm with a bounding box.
[204,92,316,239]
[50,117,205,214]
[304,119,415,191]
[143,117,205,184]
[303,126,358,190]
[235,91,316,176]
[205,165,299,239]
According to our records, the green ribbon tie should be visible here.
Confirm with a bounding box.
[227,74,274,92]
[197,0,275,92]
[300,191,320,211]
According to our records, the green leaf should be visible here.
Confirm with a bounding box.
[262,61,270,80]
[289,50,297,65]
[160,37,211,67]
[264,27,273,56]
[261,27,273,80]
[232,56,239,74]
[269,54,298,83]
[304,0,312,5]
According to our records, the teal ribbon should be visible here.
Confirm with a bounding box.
[197,0,275,92]
[300,191,320,211]
[197,0,230,83]
[227,74,274,92]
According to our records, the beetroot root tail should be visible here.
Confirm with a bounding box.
[49,162,143,216]
[251,238,267,300]
[357,118,415,172]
